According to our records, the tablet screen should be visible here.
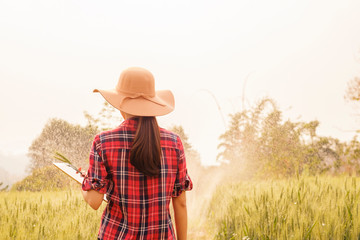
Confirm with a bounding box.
[53,162,84,184]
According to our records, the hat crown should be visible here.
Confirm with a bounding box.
[116,67,155,97]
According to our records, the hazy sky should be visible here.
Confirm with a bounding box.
[1,0,360,175]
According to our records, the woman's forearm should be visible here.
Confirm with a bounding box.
[172,191,187,240]
[81,189,104,210]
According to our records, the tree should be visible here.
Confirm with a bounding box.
[84,101,123,131]
[344,70,360,128]
[340,136,360,175]
[217,98,344,179]
[342,61,360,175]
[345,77,360,102]
[217,98,280,178]
[27,118,98,172]
[169,125,202,174]
[11,165,74,192]
[14,101,124,191]
[169,125,209,198]
[257,111,303,177]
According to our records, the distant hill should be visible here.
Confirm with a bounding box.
[0,152,30,188]
[0,152,30,176]
[0,167,23,188]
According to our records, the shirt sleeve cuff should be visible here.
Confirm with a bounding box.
[82,176,108,194]
[172,173,193,197]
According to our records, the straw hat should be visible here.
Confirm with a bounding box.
[93,67,174,116]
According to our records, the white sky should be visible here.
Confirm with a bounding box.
[1,0,360,174]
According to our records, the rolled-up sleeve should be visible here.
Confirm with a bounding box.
[172,136,193,197]
[82,135,109,194]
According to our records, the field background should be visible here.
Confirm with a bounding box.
[2,175,360,239]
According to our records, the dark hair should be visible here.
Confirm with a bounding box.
[130,117,161,176]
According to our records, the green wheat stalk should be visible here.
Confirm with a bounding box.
[53,152,79,172]
[53,152,72,164]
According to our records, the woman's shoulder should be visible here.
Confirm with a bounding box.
[160,127,178,138]
[159,128,182,149]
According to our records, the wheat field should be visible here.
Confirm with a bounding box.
[0,190,103,239]
[207,175,360,239]
[1,175,360,239]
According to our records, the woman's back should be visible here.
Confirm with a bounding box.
[81,67,192,239]
[83,117,191,239]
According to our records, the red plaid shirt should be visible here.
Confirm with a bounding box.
[82,118,193,240]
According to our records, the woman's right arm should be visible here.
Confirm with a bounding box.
[172,191,187,240]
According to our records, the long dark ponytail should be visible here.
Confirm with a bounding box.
[130,117,161,176]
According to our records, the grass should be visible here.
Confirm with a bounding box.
[1,175,360,239]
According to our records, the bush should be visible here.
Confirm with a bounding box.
[11,165,76,191]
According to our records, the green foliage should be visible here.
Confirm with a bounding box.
[169,125,206,194]
[84,101,123,131]
[22,101,123,192]
[169,125,193,152]
[345,76,360,102]
[208,175,360,239]
[339,136,360,175]
[28,118,98,172]
[217,97,360,179]
[11,166,74,192]
[169,125,202,167]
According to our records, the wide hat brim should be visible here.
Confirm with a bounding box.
[93,88,175,116]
